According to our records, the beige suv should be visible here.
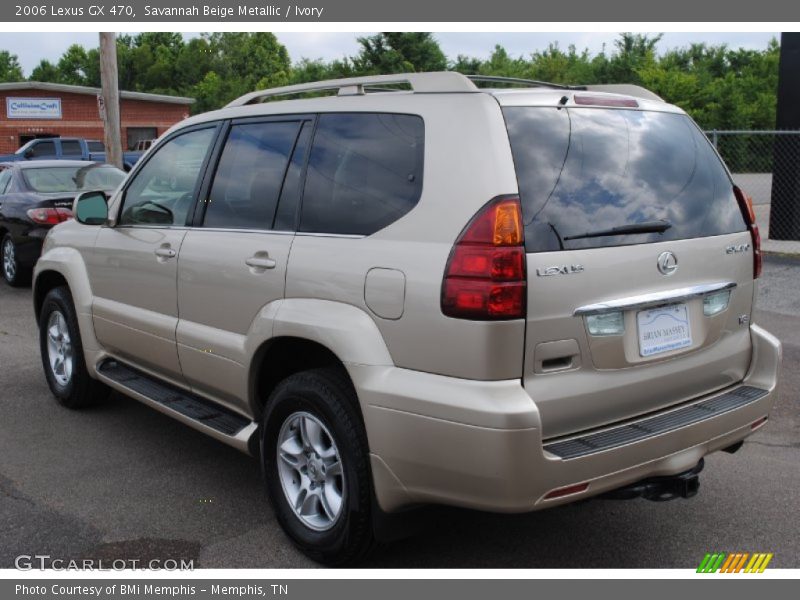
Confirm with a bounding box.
[33,72,781,564]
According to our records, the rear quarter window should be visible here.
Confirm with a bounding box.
[299,113,424,236]
[502,107,747,252]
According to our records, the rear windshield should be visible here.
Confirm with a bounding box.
[502,107,746,252]
[23,165,125,193]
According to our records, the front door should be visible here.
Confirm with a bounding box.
[87,125,219,383]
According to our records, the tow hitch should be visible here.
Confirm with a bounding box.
[601,459,704,502]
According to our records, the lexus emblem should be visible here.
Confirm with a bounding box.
[657,251,678,275]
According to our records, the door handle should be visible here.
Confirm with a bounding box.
[245,253,276,270]
[154,246,176,259]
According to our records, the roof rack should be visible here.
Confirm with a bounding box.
[466,75,584,91]
[226,71,663,107]
[227,72,479,107]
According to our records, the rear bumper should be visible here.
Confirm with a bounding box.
[354,324,781,513]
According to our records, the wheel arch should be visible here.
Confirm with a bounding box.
[246,299,394,421]
[249,336,352,420]
[33,269,69,318]
[33,249,100,370]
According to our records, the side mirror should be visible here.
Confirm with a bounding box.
[74,191,108,225]
[23,149,34,159]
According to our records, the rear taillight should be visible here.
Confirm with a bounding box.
[733,186,761,279]
[441,196,526,320]
[27,207,73,226]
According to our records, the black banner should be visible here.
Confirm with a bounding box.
[3,0,800,22]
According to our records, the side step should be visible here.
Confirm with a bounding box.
[98,359,251,437]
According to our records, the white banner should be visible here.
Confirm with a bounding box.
[6,97,62,119]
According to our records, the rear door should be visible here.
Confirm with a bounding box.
[502,100,755,439]
[175,116,312,412]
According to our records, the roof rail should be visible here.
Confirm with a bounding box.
[466,75,584,91]
[227,72,479,107]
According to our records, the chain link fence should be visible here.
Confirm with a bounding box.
[706,130,800,253]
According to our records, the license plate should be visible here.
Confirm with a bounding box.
[637,303,692,357]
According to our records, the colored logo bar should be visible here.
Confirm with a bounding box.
[697,552,773,573]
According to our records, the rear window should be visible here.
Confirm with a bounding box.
[299,113,424,236]
[502,107,746,252]
[22,165,125,193]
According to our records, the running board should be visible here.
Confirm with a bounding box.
[97,359,255,448]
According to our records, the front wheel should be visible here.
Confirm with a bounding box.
[39,286,110,408]
[261,368,374,565]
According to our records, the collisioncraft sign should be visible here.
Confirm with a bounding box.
[6,97,62,119]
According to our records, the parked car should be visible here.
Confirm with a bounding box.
[0,138,143,171]
[32,73,781,565]
[0,160,125,285]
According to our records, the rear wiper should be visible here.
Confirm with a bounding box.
[563,219,672,241]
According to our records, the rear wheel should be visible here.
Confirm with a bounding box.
[262,368,374,565]
[2,234,29,287]
[39,286,109,408]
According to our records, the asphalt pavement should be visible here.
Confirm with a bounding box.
[1,255,798,569]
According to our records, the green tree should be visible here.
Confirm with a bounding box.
[29,59,61,83]
[353,32,447,73]
[57,44,92,85]
[0,50,24,82]
[206,32,291,101]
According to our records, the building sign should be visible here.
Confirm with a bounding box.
[6,97,62,120]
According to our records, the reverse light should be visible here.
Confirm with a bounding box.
[733,186,761,279]
[441,196,526,320]
[586,311,625,336]
[27,207,72,226]
[703,290,731,316]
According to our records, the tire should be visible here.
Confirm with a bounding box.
[1,234,29,287]
[38,286,110,409]
[261,368,375,566]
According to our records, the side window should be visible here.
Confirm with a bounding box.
[203,120,300,230]
[61,140,82,156]
[300,113,424,236]
[120,127,216,227]
[30,141,56,157]
[87,141,105,152]
[0,169,12,194]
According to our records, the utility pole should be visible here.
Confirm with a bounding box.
[99,32,123,170]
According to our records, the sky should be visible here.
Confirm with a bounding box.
[2,31,780,76]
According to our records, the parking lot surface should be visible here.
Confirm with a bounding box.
[1,254,798,568]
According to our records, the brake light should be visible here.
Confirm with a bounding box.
[573,94,638,108]
[27,207,73,225]
[441,196,526,320]
[733,186,761,279]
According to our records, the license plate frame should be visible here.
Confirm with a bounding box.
[637,303,692,357]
